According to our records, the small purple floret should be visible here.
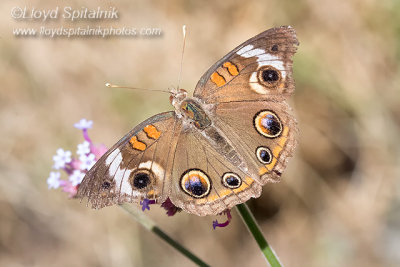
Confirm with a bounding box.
[161,198,181,216]
[212,209,232,229]
[74,119,93,130]
[140,199,156,211]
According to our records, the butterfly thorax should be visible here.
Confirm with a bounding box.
[170,89,212,129]
[174,96,249,172]
[179,99,211,129]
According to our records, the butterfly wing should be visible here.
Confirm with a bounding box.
[193,26,299,184]
[213,101,297,184]
[166,26,299,214]
[165,101,296,216]
[77,112,183,209]
[194,26,298,103]
[167,124,262,216]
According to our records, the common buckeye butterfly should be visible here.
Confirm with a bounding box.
[77,26,299,216]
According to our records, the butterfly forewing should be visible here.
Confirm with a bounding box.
[194,26,298,103]
[77,112,182,208]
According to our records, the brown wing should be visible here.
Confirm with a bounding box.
[167,124,262,216]
[174,27,299,214]
[77,112,183,209]
[212,101,297,184]
[194,26,299,103]
[165,101,297,216]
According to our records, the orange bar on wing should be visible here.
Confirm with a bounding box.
[211,72,226,87]
[144,125,161,139]
[129,136,146,151]
[223,61,239,76]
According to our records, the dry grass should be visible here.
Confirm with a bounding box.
[1,0,399,266]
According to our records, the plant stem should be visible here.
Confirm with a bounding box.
[236,203,282,267]
[120,204,210,267]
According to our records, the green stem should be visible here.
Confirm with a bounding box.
[120,204,210,267]
[236,203,282,267]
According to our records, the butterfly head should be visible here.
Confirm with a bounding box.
[169,88,188,109]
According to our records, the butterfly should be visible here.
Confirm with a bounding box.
[77,26,299,216]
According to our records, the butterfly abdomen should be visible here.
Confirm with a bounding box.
[202,127,247,171]
[179,98,248,173]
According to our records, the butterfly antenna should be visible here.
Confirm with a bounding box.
[105,83,170,94]
[176,25,187,90]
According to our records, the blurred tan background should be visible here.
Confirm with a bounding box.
[1,0,400,266]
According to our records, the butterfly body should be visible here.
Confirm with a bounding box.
[179,97,212,129]
[78,26,299,216]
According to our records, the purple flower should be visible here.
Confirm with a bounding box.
[52,148,72,169]
[79,153,96,171]
[140,199,156,211]
[74,119,93,142]
[47,172,61,189]
[69,170,85,186]
[161,198,181,216]
[74,119,93,130]
[213,209,232,229]
[59,180,78,198]
[90,143,108,160]
[48,119,102,198]
[70,158,81,170]
[76,141,90,156]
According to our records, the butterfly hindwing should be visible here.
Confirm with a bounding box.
[164,101,297,216]
[168,125,262,216]
[213,101,297,184]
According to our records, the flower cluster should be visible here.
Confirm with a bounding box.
[47,118,231,228]
[47,119,107,197]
